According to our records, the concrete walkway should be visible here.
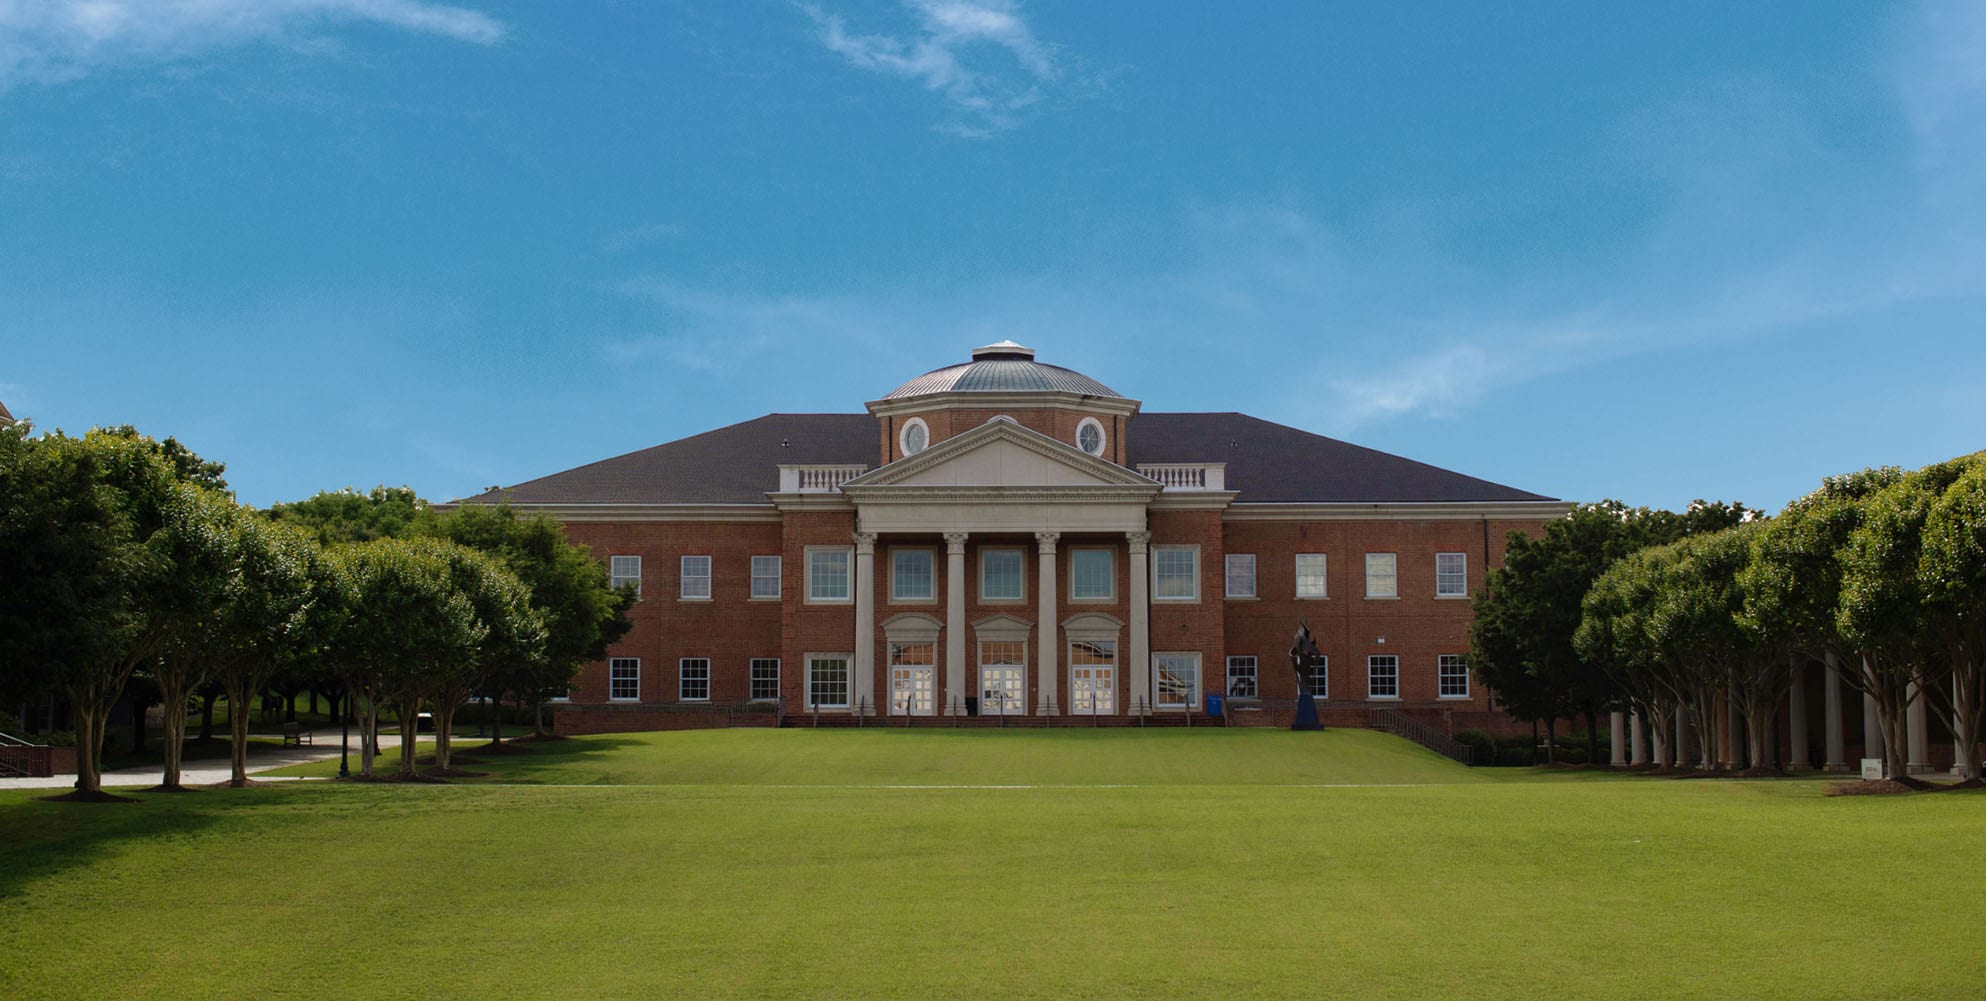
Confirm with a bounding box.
[0,730,443,791]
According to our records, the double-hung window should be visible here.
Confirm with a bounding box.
[981,548,1023,601]
[807,655,850,709]
[1070,549,1113,601]
[750,556,782,599]
[1436,553,1468,597]
[1439,655,1470,698]
[892,549,934,602]
[1295,553,1327,599]
[1365,553,1398,599]
[679,658,710,701]
[1368,655,1399,699]
[1306,655,1330,699]
[609,658,641,701]
[1154,652,1201,709]
[807,548,851,602]
[609,555,642,595]
[1225,554,1257,598]
[1154,546,1199,602]
[750,658,781,701]
[1226,656,1258,698]
[680,555,712,600]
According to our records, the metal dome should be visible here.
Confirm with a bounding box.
[882,342,1124,400]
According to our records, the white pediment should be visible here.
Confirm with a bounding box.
[843,417,1159,492]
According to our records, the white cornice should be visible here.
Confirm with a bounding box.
[866,391,1141,419]
[845,485,1159,505]
[1148,491,1239,512]
[767,493,858,513]
[1221,501,1574,522]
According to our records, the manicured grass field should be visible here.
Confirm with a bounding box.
[3,729,1980,1000]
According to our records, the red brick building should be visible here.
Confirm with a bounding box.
[464,342,1569,733]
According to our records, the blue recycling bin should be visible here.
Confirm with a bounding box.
[1205,693,1224,716]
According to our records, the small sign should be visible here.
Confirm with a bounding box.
[1860,758,1885,781]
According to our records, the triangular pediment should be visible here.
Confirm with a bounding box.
[843,417,1159,491]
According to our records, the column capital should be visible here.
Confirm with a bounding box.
[1034,531,1060,551]
[852,531,877,554]
[943,532,970,554]
[1125,530,1150,553]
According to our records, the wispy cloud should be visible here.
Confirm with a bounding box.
[0,0,505,88]
[600,222,685,255]
[799,0,1088,137]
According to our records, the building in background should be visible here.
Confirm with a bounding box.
[461,342,1569,732]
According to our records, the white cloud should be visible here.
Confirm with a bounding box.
[0,0,504,87]
[800,0,1083,136]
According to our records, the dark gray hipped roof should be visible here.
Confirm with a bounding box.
[461,412,1552,506]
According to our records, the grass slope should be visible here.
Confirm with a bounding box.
[3,730,1980,1000]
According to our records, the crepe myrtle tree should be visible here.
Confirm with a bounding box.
[149,483,247,791]
[1919,457,1986,781]
[428,504,633,744]
[421,537,543,772]
[215,516,330,788]
[1578,544,1685,769]
[1680,523,1789,772]
[1838,457,1978,781]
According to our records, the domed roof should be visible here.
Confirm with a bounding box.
[882,341,1123,400]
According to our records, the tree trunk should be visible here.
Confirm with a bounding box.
[531,694,547,738]
[359,696,378,778]
[397,695,421,778]
[159,677,188,790]
[489,691,504,747]
[1544,718,1556,764]
[72,700,103,794]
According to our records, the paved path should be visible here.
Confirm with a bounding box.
[0,730,448,791]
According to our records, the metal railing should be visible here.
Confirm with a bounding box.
[1369,707,1474,765]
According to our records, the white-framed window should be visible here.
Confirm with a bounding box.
[609,555,641,595]
[979,640,1026,715]
[888,641,936,716]
[1226,656,1258,698]
[1070,548,1114,601]
[1069,639,1116,714]
[1295,553,1328,599]
[980,547,1024,601]
[1154,652,1200,709]
[1439,654,1470,698]
[807,547,851,603]
[679,658,711,701]
[1368,655,1399,699]
[1436,553,1468,597]
[1153,545,1199,602]
[1306,655,1330,699]
[1076,416,1106,457]
[680,555,712,600]
[750,556,781,599]
[1365,553,1398,599]
[750,658,780,701]
[1225,553,1257,598]
[891,548,935,602]
[900,416,931,457]
[609,657,640,701]
[807,655,850,709]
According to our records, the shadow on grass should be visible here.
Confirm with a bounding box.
[0,788,228,900]
[445,736,647,782]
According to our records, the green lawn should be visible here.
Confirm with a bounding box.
[3,729,1980,1000]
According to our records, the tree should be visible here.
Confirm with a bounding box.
[149,483,246,790]
[265,486,433,544]
[1911,455,1986,781]
[215,516,329,787]
[420,537,542,772]
[428,504,633,744]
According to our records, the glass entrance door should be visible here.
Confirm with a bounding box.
[979,640,1025,715]
[889,641,936,716]
[1069,640,1116,714]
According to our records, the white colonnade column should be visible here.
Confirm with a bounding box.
[1128,531,1151,717]
[1630,712,1647,766]
[1036,532,1059,715]
[853,532,876,717]
[945,533,968,715]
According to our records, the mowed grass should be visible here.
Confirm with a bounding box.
[3,730,1981,1001]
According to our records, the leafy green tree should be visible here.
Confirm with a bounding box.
[149,483,246,790]
[1911,455,1986,781]
[420,537,543,771]
[215,517,330,787]
[1578,544,1683,767]
[266,486,435,544]
[430,504,634,743]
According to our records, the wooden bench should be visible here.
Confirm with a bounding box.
[281,722,313,747]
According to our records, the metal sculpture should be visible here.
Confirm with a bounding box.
[1288,621,1326,731]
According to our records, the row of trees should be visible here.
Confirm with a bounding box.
[0,423,633,796]
[1471,451,1986,782]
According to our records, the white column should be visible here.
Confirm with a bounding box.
[853,532,876,716]
[1863,688,1884,762]
[1907,678,1930,775]
[1675,705,1689,768]
[1823,651,1847,771]
[1036,532,1060,715]
[1127,531,1151,717]
[1788,661,1810,771]
[1629,712,1647,766]
[1609,712,1626,766]
[1650,721,1667,770]
[944,533,968,715]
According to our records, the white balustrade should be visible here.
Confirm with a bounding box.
[1135,463,1226,492]
[776,464,868,493]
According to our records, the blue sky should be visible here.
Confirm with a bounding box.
[2,1,1981,512]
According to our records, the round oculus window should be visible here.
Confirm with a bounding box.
[1077,418,1105,456]
[901,419,930,455]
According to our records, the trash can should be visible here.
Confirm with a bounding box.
[1205,693,1224,716]
[965,697,980,717]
